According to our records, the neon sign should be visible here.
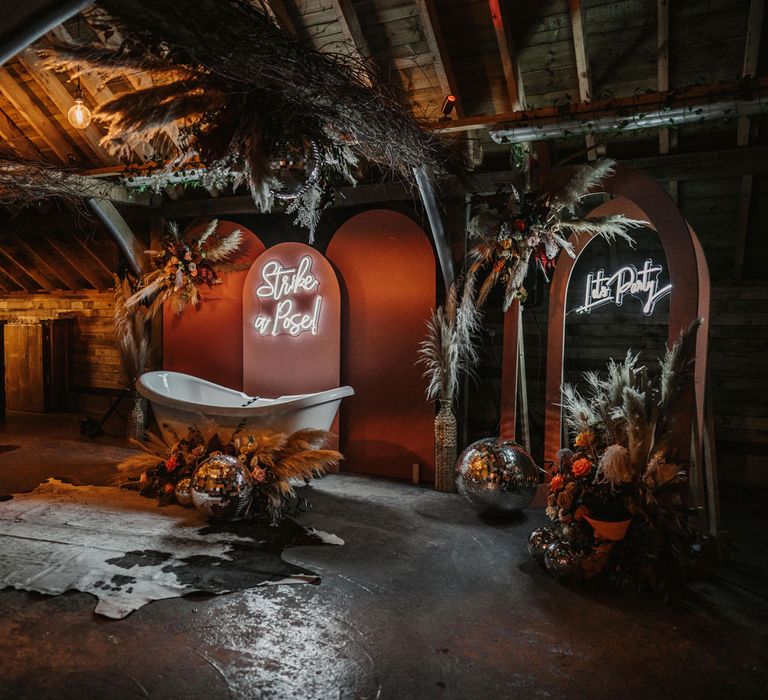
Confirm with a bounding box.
[576,259,672,316]
[253,255,322,336]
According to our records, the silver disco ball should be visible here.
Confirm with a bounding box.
[174,477,193,507]
[543,540,582,579]
[191,454,254,520]
[527,527,558,563]
[455,438,538,516]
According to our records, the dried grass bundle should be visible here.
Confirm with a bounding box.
[418,273,482,403]
[43,1,462,236]
[112,274,150,387]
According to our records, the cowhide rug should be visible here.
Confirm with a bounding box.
[0,479,342,619]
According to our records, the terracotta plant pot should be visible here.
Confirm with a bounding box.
[584,515,632,541]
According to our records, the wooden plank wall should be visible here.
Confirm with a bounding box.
[0,291,123,403]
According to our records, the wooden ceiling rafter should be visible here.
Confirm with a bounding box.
[733,0,765,282]
[488,0,526,111]
[657,0,674,156]
[69,230,115,282]
[0,66,74,163]
[0,105,44,160]
[567,0,600,161]
[414,0,463,118]
[0,244,53,290]
[83,13,183,156]
[42,232,104,289]
[0,252,33,291]
[330,0,373,66]
[17,48,113,166]
[261,0,299,37]
[48,25,151,163]
[8,231,78,290]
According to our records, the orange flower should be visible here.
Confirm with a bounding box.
[572,458,592,477]
[500,238,512,250]
[165,455,178,472]
[163,482,174,494]
[549,474,565,492]
[574,430,595,449]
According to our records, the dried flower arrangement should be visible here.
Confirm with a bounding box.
[537,320,703,592]
[43,0,462,240]
[125,219,244,316]
[467,159,645,310]
[418,274,481,404]
[117,424,342,523]
[0,150,113,210]
[112,274,150,386]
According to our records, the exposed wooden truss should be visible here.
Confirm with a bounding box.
[331,0,373,64]
[414,0,463,118]
[488,0,525,111]
[0,106,42,160]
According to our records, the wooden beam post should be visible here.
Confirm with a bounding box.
[568,0,600,160]
[331,0,373,62]
[734,0,764,281]
[488,0,526,110]
[415,0,463,118]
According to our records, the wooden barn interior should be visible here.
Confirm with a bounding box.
[0,1,766,698]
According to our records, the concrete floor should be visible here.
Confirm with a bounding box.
[0,412,767,699]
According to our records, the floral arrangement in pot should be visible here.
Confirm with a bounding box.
[117,423,342,523]
[528,320,704,594]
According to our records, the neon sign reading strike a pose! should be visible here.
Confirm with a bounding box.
[576,259,672,316]
[253,255,322,337]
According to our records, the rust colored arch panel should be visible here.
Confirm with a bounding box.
[242,242,340,398]
[163,220,265,391]
[541,167,710,466]
[327,209,436,480]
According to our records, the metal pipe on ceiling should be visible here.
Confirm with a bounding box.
[0,0,92,67]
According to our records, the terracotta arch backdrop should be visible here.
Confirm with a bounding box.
[327,209,436,480]
[163,220,265,390]
[242,242,340,398]
[542,167,710,466]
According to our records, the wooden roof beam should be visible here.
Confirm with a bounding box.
[0,66,73,163]
[568,0,601,160]
[9,231,79,289]
[261,0,298,37]
[488,0,526,111]
[331,0,373,62]
[0,254,32,291]
[48,26,151,163]
[415,0,463,118]
[733,0,765,282]
[0,106,44,160]
[43,233,105,289]
[0,245,53,290]
[17,49,113,166]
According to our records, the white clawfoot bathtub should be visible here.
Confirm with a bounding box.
[137,371,354,442]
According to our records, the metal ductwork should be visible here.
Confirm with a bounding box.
[1,1,92,67]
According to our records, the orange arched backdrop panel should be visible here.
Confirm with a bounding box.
[163,220,265,390]
[242,242,340,398]
[327,210,436,480]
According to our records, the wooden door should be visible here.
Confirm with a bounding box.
[4,323,44,412]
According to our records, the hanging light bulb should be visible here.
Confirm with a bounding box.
[67,87,91,129]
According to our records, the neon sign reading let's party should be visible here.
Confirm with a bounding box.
[253,255,322,337]
[576,259,672,316]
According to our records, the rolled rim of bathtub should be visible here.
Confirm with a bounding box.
[136,371,354,418]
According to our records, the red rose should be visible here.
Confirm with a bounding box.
[549,474,565,492]
[165,455,178,472]
[513,219,526,231]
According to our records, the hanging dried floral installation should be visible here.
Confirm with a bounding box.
[467,159,645,310]
[123,218,245,316]
[43,0,462,240]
